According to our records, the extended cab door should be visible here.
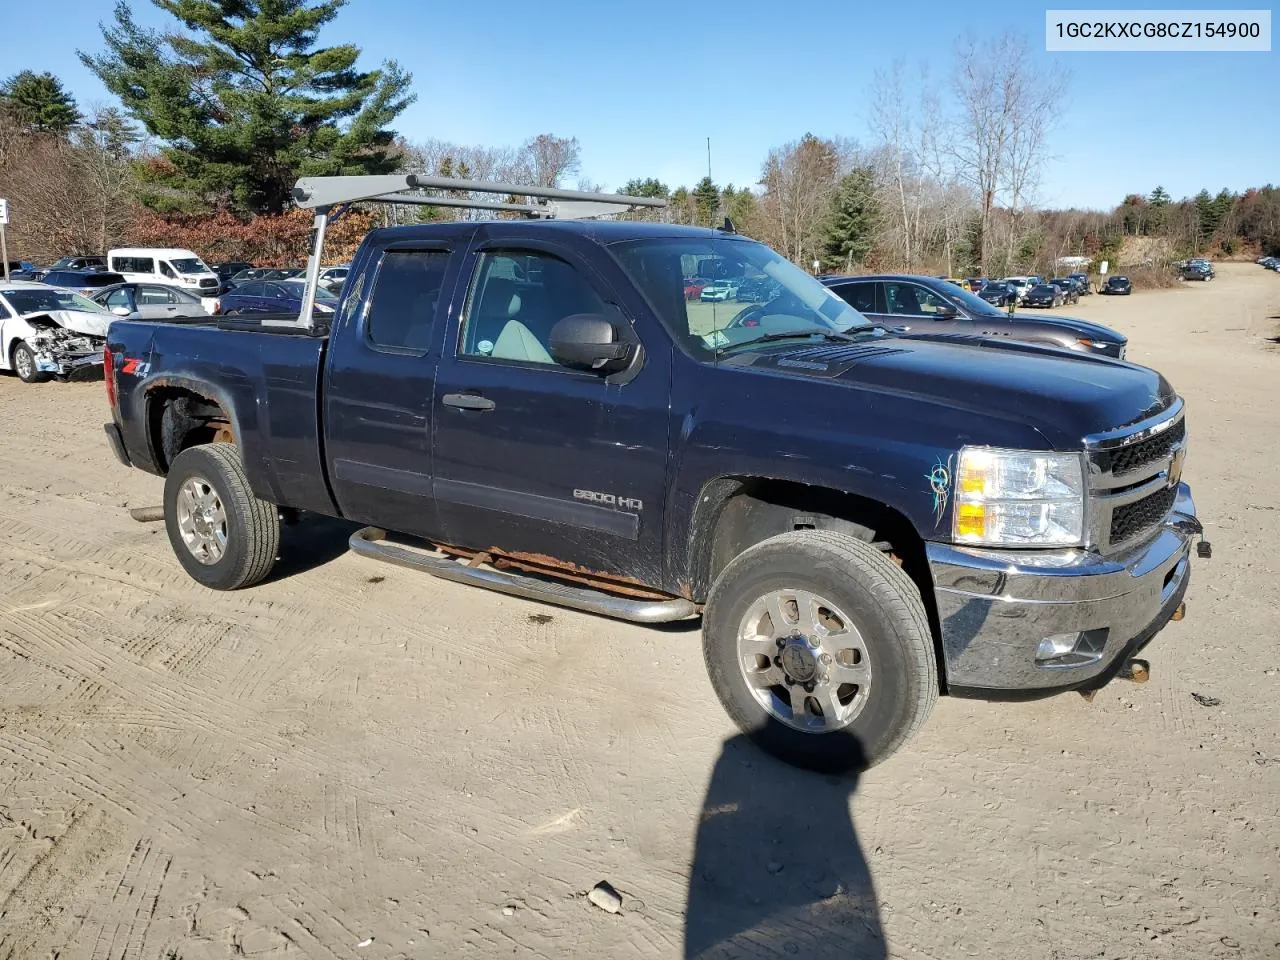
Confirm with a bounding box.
[323,243,463,537]
[430,233,671,584]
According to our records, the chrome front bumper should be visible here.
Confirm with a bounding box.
[927,483,1197,695]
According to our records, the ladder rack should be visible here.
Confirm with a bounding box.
[290,174,667,329]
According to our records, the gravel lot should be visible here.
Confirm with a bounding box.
[0,263,1276,959]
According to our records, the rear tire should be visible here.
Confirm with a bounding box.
[702,530,937,773]
[11,342,51,383]
[164,443,280,590]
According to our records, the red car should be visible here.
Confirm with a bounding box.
[684,278,709,301]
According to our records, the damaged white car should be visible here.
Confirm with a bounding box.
[0,281,110,383]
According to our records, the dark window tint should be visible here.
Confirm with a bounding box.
[83,273,125,288]
[113,257,156,273]
[460,251,616,366]
[366,251,450,350]
[237,282,266,298]
[833,281,878,314]
[884,282,949,316]
[0,299,11,319]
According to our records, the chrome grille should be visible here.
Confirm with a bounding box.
[1084,401,1186,553]
[1110,485,1177,544]
[1104,418,1185,476]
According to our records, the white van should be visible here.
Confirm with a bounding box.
[107,248,221,301]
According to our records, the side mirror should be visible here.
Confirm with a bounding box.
[111,306,131,317]
[933,304,958,320]
[549,313,632,372]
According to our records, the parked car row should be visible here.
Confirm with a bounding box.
[9,250,351,299]
[1179,258,1215,281]
[967,273,1092,308]
[1256,255,1280,272]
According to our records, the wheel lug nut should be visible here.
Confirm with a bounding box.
[820,653,832,664]
[804,681,816,693]
[776,638,786,648]
[773,656,782,667]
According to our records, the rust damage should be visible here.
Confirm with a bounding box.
[413,539,678,602]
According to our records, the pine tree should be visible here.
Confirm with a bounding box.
[80,0,414,214]
[1148,185,1171,207]
[821,167,878,271]
[621,178,669,199]
[692,176,720,227]
[1,71,81,135]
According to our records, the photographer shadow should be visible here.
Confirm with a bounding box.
[684,735,885,959]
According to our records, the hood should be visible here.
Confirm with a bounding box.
[20,308,112,338]
[1030,313,1127,345]
[734,336,1173,448]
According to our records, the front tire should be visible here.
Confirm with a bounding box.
[164,443,280,590]
[702,531,937,773]
[11,343,51,383]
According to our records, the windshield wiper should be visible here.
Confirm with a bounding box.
[723,325,882,352]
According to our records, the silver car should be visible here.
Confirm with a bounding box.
[92,282,210,321]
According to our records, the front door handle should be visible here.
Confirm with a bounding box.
[442,393,496,412]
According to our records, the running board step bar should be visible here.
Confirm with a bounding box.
[349,527,698,624]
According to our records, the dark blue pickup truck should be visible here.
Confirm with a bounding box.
[102,176,1206,771]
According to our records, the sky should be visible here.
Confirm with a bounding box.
[12,0,1278,211]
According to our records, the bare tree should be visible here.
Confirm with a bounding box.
[516,134,581,188]
[869,61,924,269]
[756,134,851,265]
[952,33,1067,272]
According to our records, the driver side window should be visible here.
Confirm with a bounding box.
[105,288,133,308]
[884,282,925,316]
[459,250,618,368]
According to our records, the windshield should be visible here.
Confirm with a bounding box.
[936,281,1006,316]
[171,258,209,274]
[4,288,108,314]
[611,237,872,357]
[281,279,338,301]
[1030,285,1055,294]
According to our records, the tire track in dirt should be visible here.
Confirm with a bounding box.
[0,805,119,960]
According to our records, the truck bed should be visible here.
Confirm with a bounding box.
[108,317,338,516]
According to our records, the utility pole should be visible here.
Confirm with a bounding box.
[0,198,9,282]
[706,138,712,181]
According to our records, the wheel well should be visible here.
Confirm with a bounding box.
[688,477,945,691]
[146,387,234,473]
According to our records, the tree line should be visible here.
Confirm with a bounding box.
[2,0,1276,271]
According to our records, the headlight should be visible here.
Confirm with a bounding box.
[953,447,1085,546]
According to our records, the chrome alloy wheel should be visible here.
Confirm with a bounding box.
[737,589,871,734]
[13,348,34,380]
[175,476,228,565]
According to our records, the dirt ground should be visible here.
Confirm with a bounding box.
[0,263,1277,959]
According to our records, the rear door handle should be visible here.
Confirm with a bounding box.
[442,393,496,412]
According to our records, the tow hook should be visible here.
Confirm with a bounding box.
[1171,515,1212,558]
[1116,658,1150,683]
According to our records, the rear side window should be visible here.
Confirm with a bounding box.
[237,282,266,298]
[84,273,124,288]
[833,281,879,314]
[139,286,177,304]
[113,257,156,273]
[365,251,450,351]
